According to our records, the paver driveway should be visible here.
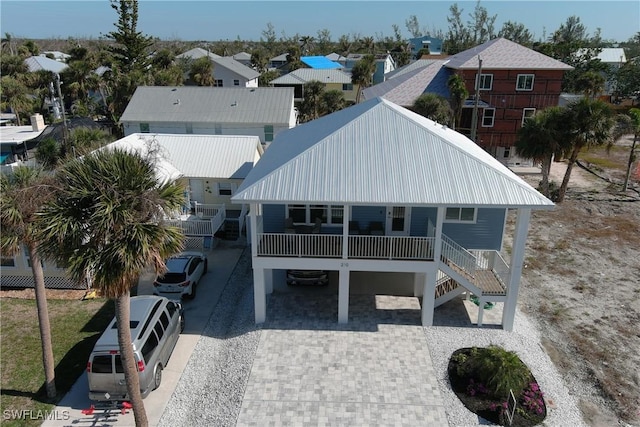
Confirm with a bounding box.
[237,293,448,426]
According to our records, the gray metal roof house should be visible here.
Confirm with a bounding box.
[119,86,297,143]
[233,97,553,331]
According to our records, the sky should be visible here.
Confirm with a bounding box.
[1,1,638,44]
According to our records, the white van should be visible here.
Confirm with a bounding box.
[86,296,184,401]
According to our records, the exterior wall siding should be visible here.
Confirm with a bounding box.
[263,204,286,233]
[351,206,386,231]
[458,68,565,150]
[442,208,506,250]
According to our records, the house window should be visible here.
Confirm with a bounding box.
[214,79,223,87]
[139,123,150,133]
[476,74,493,91]
[482,108,495,127]
[218,182,235,196]
[522,108,536,125]
[444,207,477,223]
[516,74,534,91]
[233,79,240,86]
[286,204,344,225]
[503,147,511,159]
[1,256,15,267]
[264,125,274,142]
[342,83,353,91]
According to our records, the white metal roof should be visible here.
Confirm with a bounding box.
[24,56,68,73]
[0,125,47,144]
[104,133,263,181]
[271,68,353,84]
[176,48,221,60]
[210,56,260,80]
[120,86,295,125]
[233,97,553,209]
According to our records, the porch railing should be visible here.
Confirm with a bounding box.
[193,202,225,219]
[441,234,477,278]
[492,251,510,287]
[256,233,434,260]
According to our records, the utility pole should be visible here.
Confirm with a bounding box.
[55,73,70,151]
[470,55,482,142]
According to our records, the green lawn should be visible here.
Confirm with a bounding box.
[1,297,114,427]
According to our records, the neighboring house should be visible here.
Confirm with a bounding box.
[176,47,221,60]
[408,36,444,57]
[270,68,358,102]
[0,132,263,289]
[232,97,553,331]
[363,38,573,167]
[120,86,297,144]
[325,52,347,66]
[269,53,289,70]
[344,53,396,84]
[24,55,68,73]
[207,56,260,88]
[0,114,46,166]
[231,51,252,67]
[300,56,343,69]
[577,47,627,96]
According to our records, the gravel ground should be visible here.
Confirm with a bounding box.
[424,303,588,427]
[158,248,261,427]
[157,247,588,427]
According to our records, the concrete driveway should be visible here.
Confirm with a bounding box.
[42,240,245,427]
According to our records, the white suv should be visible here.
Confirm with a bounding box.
[153,252,207,299]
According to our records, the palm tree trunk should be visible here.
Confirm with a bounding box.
[622,134,638,191]
[540,154,552,197]
[30,245,57,399]
[557,147,581,203]
[115,290,148,427]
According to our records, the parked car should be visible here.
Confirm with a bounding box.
[286,270,328,286]
[87,295,184,401]
[153,252,208,299]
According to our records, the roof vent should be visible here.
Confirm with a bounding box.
[174,99,180,105]
[231,101,237,107]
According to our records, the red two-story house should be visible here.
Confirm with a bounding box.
[363,38,573,167]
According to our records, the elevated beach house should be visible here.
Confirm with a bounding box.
[232,97,554,330]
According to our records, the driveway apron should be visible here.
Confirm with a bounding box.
[237,293,448,426]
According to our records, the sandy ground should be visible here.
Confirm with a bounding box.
[514,157,640,427]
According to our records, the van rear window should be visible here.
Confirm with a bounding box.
[91,355,112,373]
[114,355,124,373]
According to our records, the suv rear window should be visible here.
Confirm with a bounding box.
[91,355,112,373]
[158,272,187,283]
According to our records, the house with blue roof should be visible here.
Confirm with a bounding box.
[300,56,343,69]
[232,97,554,331]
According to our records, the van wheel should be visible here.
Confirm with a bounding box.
[179,313,185,332]
[153,364,163,390]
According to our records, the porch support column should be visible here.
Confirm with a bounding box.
[421,269,436,326]
[342,205,350,259]
[502,208,531,331]
[433,207,444,263]
[338,268,350,323]
[264,268,273,294]
[414,273,425,297]
[249,203,259,257]
[253,267,266,324]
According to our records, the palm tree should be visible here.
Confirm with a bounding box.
[351,54,376,104]
[0,167,57,399]
[359,36,375,54]
[298,80,325,123]
[321,90,346,115]
[0,75,33,125]
[557,98,615,202]
[36,148,185,427]
[623,108,640,191]
[412,93,453,125]
[515,107,572,197]
[574,70,605,99]
[447,74,468,130]
[189,57,214,86]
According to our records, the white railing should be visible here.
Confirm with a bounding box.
[492,251,510,288]
[348,236,434,260]
[165,219,214,236]
[210,208,226,236]
[193,202,225,219]
[256,233,433,260]
[257,233,343,258]
[441,234,477,278]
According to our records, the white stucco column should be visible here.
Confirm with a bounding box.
[342,205,350,259]
[502,208,531,331]
[253,267,266,324]
[414,273,425,297]
[249,203,259,257]
[264,268,273,294]
[338,268,350,323]
[421,269,436,326]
